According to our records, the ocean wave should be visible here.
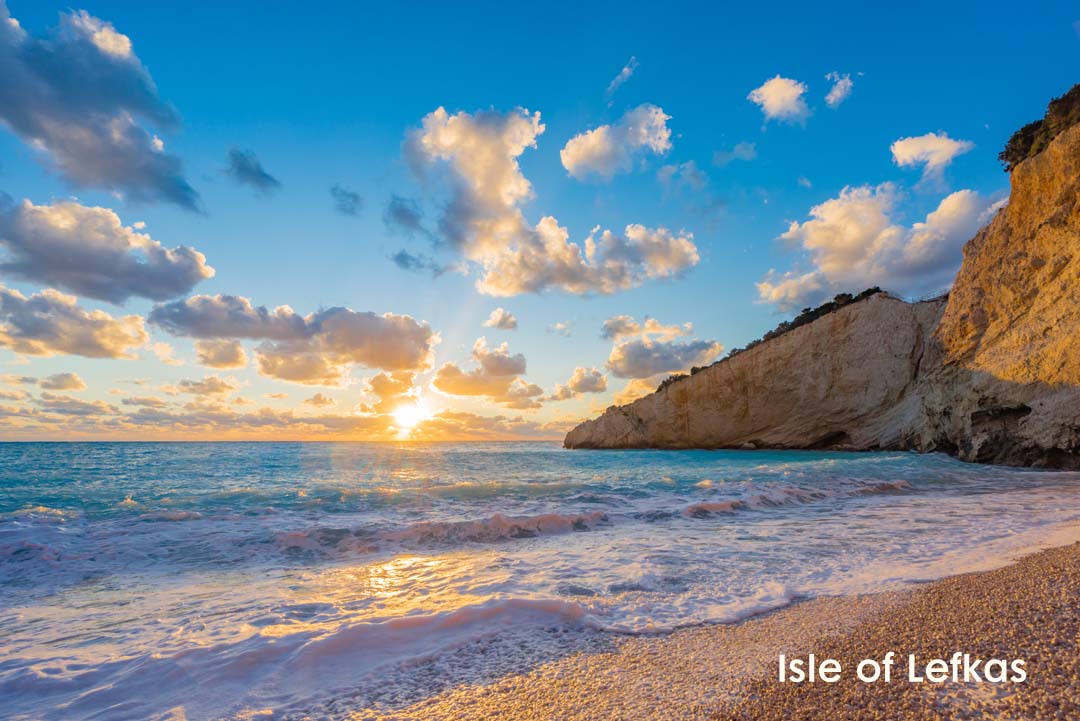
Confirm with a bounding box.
[383,510,610,545]
[135,510,205,522]
[0,596,594,721]
[0,506,80,523]
[275,510,611,556]
[683,480,911,518]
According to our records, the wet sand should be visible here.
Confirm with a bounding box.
[349,543,1080,721]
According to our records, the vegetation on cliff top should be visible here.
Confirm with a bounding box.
[653,288,885,396]
[999,83,1080,172]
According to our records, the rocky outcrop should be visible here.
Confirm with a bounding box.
[910,122,1080,467]
[565,123,1080,469]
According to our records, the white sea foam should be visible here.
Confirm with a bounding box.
[3,443,1080,720]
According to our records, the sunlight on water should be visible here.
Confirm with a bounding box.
[3,442,1080,719]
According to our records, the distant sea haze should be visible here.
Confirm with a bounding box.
[3,442,1080,719]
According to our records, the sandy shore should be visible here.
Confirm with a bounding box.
[344,542,1080,721]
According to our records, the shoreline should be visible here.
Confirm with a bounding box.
[353,541,1080,720]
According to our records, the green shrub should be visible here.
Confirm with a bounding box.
[999,84,1080,171]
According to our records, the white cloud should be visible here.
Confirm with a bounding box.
[712,142,757,166]
[150,294,437,386]
[605,56,638,98]
[0,5,198,208]
[548,366,608,401]
[890,132,974,185]
[432,337,542,409]
[607,336,722,379]
[757,183,1001,310]
[303,392,336,408]
[406,107,698,296]
[602,315,721,379]
[172,376,237,396]
[547,321,572,337]
[150,341,183,366]
[364,370,417,413]
[658,161,708,191]
[483,307,518,330]
[600,315,692,341]
[613,376,664,405]
[747,76,809,123]
[824,72,854,108]
[560,104,672,179]
[35,392,116,417]
[39,372,85,391]
[0,200,214,303]
[0,285,147,358]
[195,339,247,369]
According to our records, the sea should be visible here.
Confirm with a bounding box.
[3,442,1080,720]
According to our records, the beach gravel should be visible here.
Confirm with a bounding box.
[337,543,1080,721]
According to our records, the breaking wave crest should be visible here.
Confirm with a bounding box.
[683,479,912,517]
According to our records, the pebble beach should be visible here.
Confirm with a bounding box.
[352,543,1080,721]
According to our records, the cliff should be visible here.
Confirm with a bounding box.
[566,120,1080,469]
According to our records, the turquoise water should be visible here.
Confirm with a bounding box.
[3,442,1080,720]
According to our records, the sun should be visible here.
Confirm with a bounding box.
[392,402,431,432]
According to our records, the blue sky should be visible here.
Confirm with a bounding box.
[0,0,1077,439]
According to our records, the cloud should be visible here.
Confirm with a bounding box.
[121,395,167,409]
[601,315,720,379]
[150,341,183,366]
[613,375,664,405]
[600,315,692,341]
[0,4,198,209]
[607,335,722,378]
[824,72,854,108]
[224,149,281,193]
[432,337,542,409]
[35,392,116,416]
[890,132,974,185]
[39,372,85,391]
[406,106,699,296]
[409,410,564,441]
[605,56,638,99]
[548,366,607,401]
[748,76,809,123]
[390,250,460,277]
[757,183,1001,310]
[658,161,708,192]
[560,104,672,180]
[0,199,213,303]
[0,285,147,358]
[303,392,335,408]
[798,176,813,189]
[712,142,757,166]
[383,195,435,241]
[365,370,416,412]
[483,307,518,330]
[195,339,247,369]
[173,375,237,396]
[0,388,27,401]
[150,294,437,386]
[330,184,362,216]
[0,374,36,385]
[547,321,572,337]
[149,294,311,339]
[482,221,699,296]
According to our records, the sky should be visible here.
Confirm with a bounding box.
[0,0,1077,440]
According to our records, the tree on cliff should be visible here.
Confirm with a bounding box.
[999,84,1080,172]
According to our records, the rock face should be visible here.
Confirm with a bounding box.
[565,124,1080,469]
